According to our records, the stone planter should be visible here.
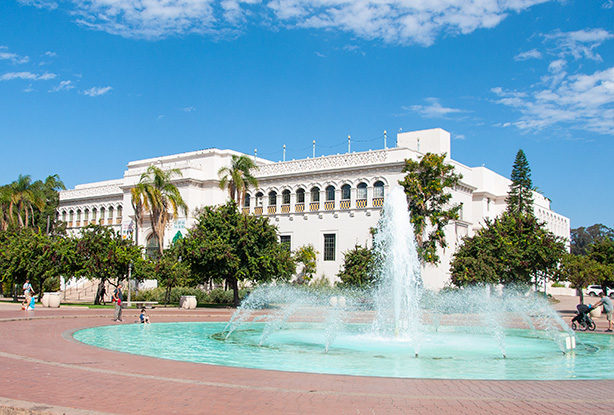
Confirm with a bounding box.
[42,292,61,308]
[180,295,197,310]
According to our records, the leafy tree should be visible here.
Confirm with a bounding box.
[505,149,534,216]
[398,153,462,264]
[450,213,566,287]
[570,224,614,255]
[131,165,188,257]
[153,244,192,304]
[183,201,295,306]
[588,238,614,288]
[0,229,74,299]
[293,244,317,284]
[337,245,376,288]
[218,154,258,207]
[554,254,611,304]
[74,224,142,304]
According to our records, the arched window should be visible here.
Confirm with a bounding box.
[244,193,251,207]
[84,209,89,223]
[99,207,105,223]
[357,183,367,200]
[69,210,74,224]
[341,184,351,200]
[268,191,277,206]
[92,208,97,222]
[146,234,160,259]
[296,188,305,203]
[282,189,291,204]
[255,192,263,207]
[311,187,320,202]
[62,211,66,222]
[374,181,385,198]
[108,206,114,221]
[76,209,81,225]
[326,185,335,201]
[117,206,122,222]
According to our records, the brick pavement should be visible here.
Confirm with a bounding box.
[0,300,612,415]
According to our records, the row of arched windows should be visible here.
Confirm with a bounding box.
[243,181,385,214]
[59,205,123,228]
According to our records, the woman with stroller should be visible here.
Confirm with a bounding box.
[593,293,613,332]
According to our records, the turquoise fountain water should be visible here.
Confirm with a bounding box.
[73,186,614,380]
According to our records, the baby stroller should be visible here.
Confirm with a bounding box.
[571,303,596,331]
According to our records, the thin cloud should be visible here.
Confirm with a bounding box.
[0,46,30,64]
[0,71,56,81]
[19,0,550,45]
[82,86,112,96]
[545,28,613,62]
[181,106,196,112]
[405,97,465,119]
[492,67,614,136]
[514,49,542,61]
[49,80,75,92]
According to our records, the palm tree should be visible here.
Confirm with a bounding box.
[0,185,11,231]
[9,174,35,228]
[135,165,188,257]
[217,155,258,208]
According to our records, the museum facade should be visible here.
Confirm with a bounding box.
[58,128,570,289]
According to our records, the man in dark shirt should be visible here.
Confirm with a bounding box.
[112,283,123,322]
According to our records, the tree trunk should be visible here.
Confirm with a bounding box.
[94,279,106,305]
[230,277,240,307]
[165,285,172,305]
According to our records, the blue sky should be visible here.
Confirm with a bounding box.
[0,0,612,228]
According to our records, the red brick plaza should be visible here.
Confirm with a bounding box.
[1,298,612,415]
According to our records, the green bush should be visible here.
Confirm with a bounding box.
[132,286,248,305]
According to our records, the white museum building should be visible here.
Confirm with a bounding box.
[58,128,570,290]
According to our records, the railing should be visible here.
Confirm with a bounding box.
[75,221,81,227]
[373,198,384,207]
[99,219,105,225]
[267,206,277,214]
[295,203,304,212]
[356,199,367,208]
[340,200,350,209]
[242,207,250,214]
[254,207,263,216]
[116,218,122,224]
[309,202,320,211]
[281,204,290,213]
[324,201,335,210]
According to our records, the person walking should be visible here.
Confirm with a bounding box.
[593,291,613,332]
[23,279,33,297]
[112,283,124,322]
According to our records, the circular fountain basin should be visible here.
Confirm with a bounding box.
[73,322,614,380]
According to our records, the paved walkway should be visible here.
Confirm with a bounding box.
[0,298,612,415]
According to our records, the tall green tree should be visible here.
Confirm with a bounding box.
[588,238,614,288]
[506,149,534,216]
[183,201,295,306]
[74,224,142,304]
[218,154,258,207]
[153,243,192,304]
[398,153,462,263]
[132,165,188,257]
[571,224,614,256]
[337,245,376,288]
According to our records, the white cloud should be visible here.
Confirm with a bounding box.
[23,84,35,93]
[0,46,30,64]
[49,80,75,92]
[314,51,326,58]
[44,51,57,57]
[405,97,465,118]
[181,106,196,112]
[492,67,614,135]
[82,86,112,96]
[545,28,613,61]
[0,71,56,81]
[514,48,542,61]
[20,0,550,45]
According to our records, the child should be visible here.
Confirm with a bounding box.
[139,308,150,324]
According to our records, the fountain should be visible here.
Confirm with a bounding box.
[73,186,614,380]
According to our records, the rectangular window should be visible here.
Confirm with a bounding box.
[280,235,291,252]
[323,234,336,261]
